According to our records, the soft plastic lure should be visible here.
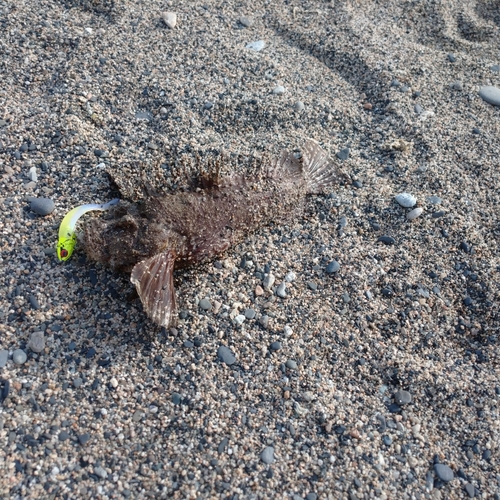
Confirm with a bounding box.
[57,199,120,261]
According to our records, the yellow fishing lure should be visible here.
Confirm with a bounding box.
[57,199,120,261]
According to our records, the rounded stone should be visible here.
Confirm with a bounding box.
[276,282,287,298]
[0,350,8,368]
[73,377,83,388]
[13,349,27,365]
[246,40,265,51]
[28,331,45,353]
[270,341,281,351]
[199,298,212,311]
[285,359,298,370]
[260,446,275,464]
[263,273,275,290]
[28,197,55,216]
[407,207,423,220]
[479,86,500,107]
[239,16,253,27]
[94,465,108,479]
[326,260,340,273]
[394,390,412,405]
[294,101,305,112]
[234,314,245,325]
[395,193,417,208]
[244,309,256,319]
[434,463,454,482]
[217,345,236,365]
[273,86,285,95]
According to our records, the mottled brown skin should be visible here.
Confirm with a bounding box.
[82,140,343,327]
[84,158,307,271]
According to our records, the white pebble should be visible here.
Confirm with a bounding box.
[285,272,296,282]
[284,325,293,337]
[234,315,246,325]
[407,207,423,220]
[162,12,177,29]
[273,86,285,95]
[28,166,37,182]
[395,193,417,208]
[246,40,265,51]
[110,377,118,388]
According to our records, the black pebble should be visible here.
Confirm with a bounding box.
[29,294,40,310]
[378,236,395,245]
[1,380,10,401]
[86,347,96,358]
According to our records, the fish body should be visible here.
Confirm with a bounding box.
[83,140,344,327]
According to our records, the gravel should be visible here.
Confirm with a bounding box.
[1,1,499,498]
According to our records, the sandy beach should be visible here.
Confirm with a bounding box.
[0,0,499,498]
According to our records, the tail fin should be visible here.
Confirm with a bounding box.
[301,139,346,193]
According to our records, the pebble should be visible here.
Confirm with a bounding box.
[285,359,298,370]
[0,350,8,368]
[239,16,253,28]
[447,53,456,62]
[29,294,40,310]
[407,207,423,220]
[414,104,423,114]
[28,166,37,181]
[491,65,500,73]
[326,260,340,273]
[110,377,118,388]
[162,12,177,29]
[276,282,287,298]
[306,494,317,500]
[246,40,265,51]
[171,393,182,405]
[464,483,475,497]
[394,390,412,405]
[234,315,245,325]
[427,195,442,205]
[273,86,285,95]
[259,315,269,328]
[307,281,317,291]
[199,298,212,311]
[285,272,296,282]
[78,433,91,445]
[132,410,143,422]
[479,86,500,107]
[12,349,27,365]
[270,341,281,351]
[73,377,83,388]
[336,148,350,161]
[451,81,463,91]
[260,446,275,464]
[94,466,108,479]
[263,273,275,290]
[28,331,45,353]
[294,101,305,112]
[378,236,396,245]
[395,193,417,208]
[434,463,454,482]
[218,345,236,365]
[28,197,55,216]
[244,309,256,319]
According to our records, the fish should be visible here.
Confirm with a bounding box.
[81,139,345,328]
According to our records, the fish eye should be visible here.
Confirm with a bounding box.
[60,248,68,258]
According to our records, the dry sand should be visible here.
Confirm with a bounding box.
[0,0,499,498]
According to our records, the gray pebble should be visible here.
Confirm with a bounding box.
[78,433,90,445]
[260,446,275,464]
[218,437,229,453]
[203,101,214,110]
[447,53,456,62]
[234,314,245,325]
[276,282,287,298]
[382,435,392,446]
[28,331,45,353]
[259,315,269,328]
[94,466,108,479]
[135,111,153,121]
[491,65,500,73]
[425,470,434,491]
[391,79,401,87]
[414,104,423,114]
[218,345,236,365]
[59,431,70,441]
[73,377,83,388]
[244,308,256,319]
[407,207,423,220]
[326,260,340,273]
[336,147,350,161]
[394,390,412,405]
[132,410,143,422]
[13,349,27,365]
[238,16,253,28]
[270,341,281,351]
[342,292,350,303]
[464,483,475,498]
[307,281,317,291]
[199,298,212,311]
[0,350,8,368]
[29,294,40,310]
[434,463,454,482]
[285,359,298,370]
[294,101,305,112]
[479,86,500,107]
[171,393,182,405]
[28,197,55,216]
[273,85,285,95]
[306,494,317,500]
[427,195,442,205]
[263,273,275,290]
[451,81,463,91]
[395,193,417,208]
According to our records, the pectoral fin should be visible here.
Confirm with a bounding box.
[130,251,177,328]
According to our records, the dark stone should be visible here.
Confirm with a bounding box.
[78,433,91,445]
[336,148,350,161]
[217,437,229,453]
[217,345,236,365]
[378,236,395,245]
